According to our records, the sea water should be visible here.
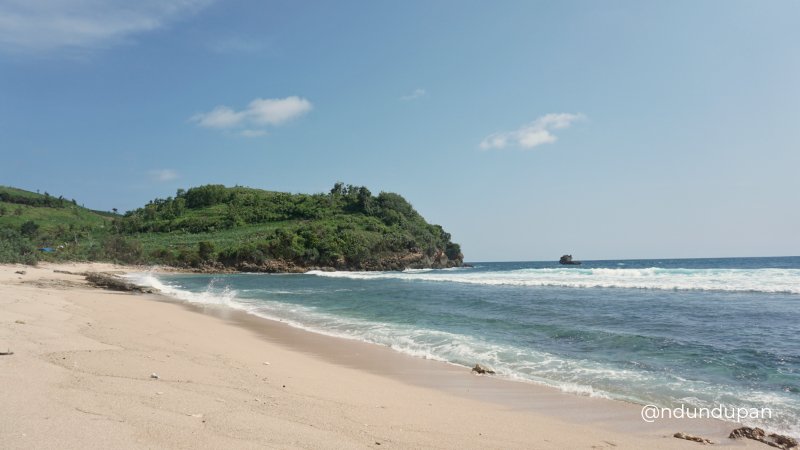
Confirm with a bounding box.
[129,256,800,435]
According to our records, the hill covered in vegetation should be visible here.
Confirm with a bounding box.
[0,186,115,264]
[0,184,463,271]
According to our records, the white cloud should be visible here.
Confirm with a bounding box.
[480,113,584,150]
[0,0,214,55]
[401,88,427,101]
[239,129,268,138]
[247,97,313,126]
[190,96,313,136]
[149,169,179,182]
[191,106,246,129]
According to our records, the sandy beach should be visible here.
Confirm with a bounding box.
[0,263,762,449]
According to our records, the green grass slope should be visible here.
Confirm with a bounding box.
[0,183,463,272]
[0,186,115,264]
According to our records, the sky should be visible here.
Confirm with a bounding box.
[1,0,798,261]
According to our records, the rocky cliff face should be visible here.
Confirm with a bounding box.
[343,248,463,271]
[194,248,463,273]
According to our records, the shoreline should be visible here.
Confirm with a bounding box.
[166,292,742,436]
[145,272,771,441]
[1,262,766,449]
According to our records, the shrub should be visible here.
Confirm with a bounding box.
[20,220,39,237]
[198,241,215,262]
[177,248,201,267]
[102,235,143,264]
[0,227,38,265]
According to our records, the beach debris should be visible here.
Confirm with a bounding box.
[14,320,26,324]
[150,373,160,380]
[15,270,26,275]
[0,349,14,356]
[729,427,797,449]
[84,272,156,294]
[263,361,271,365]
[471,364,495,375]
[53,269,82,275]
[674,432,713,444]
[187,413,204,418]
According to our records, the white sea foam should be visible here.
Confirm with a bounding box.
[124,273,244,309]
[307,267,800,294]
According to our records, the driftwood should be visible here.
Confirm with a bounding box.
[53,269,84,275]
[0,350,14,356]
[674,432,713,444]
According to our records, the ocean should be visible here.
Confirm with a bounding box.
[129,256,800,435]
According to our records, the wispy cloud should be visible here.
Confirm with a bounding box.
[149,169,179,182]
[191,106,245,129]
[190,96,313,136]
[401,88,427,101]
[239,129,268,138]
[480,113,585,150]
[0,0,214,55]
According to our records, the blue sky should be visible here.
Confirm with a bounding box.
[1,1,798,261]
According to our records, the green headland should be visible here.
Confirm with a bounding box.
[0,183,463,271]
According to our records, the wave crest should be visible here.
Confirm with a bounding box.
[307,267,800,294]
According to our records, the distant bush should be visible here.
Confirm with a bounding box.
[102,235,143,264]
[445,242,462,260]
[184,185,230,209]
[0,189,70,208]
[217,243,268,266]
[0,227,38,265]
[198,241,215,262]
[20,220,40,237]
[149,248,177,266]
[176,248,201,267]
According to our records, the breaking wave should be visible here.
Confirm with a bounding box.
[308,267,800,294]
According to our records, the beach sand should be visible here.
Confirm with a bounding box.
[0,263,761,449]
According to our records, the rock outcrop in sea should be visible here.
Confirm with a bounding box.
[559,255,581,265]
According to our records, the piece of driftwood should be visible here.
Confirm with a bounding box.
[53,269,83,275]
[674,432,713,444]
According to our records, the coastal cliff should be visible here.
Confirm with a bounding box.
[223,248,462,273]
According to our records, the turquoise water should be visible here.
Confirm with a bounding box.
[130,256,800,435]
